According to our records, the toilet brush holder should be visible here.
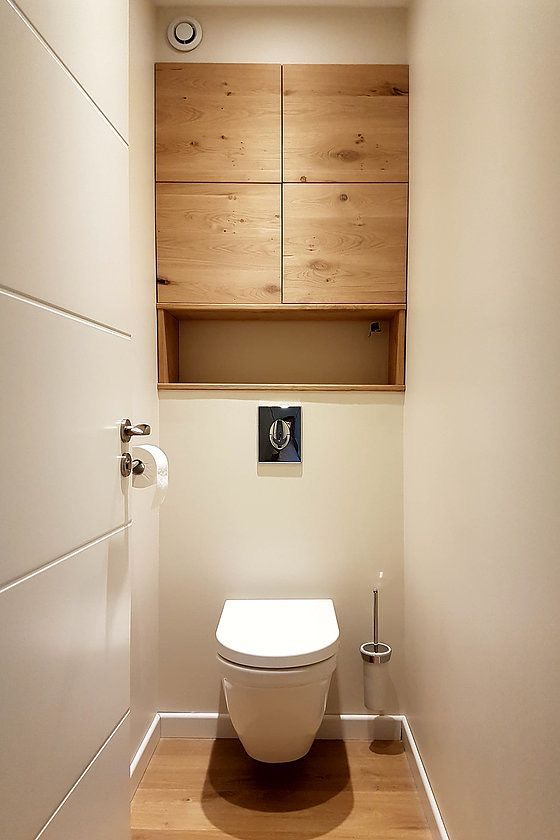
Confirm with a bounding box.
[360,588,392,712]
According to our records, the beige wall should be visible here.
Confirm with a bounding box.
[160,392,404,713]
[156,4,408,716]
[129,0,160,763]
[156,4,408,63]
[404,1,560,838]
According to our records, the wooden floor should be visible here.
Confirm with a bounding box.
[131,738,433,839]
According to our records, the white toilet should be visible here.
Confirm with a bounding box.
[216,598,339,763]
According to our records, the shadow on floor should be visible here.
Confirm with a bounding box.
[369,739,405,755]
[201,738,353,839]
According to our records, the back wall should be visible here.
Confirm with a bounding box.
[156,4,408,716]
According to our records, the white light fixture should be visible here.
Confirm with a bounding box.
[167,16,203,52]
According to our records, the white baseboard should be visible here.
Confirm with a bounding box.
[159,711,402,741]
[143,710,446,840]
[160,712,236,738]
[129,714,160,798]
[401,716,449,840]
[319,713,403,740]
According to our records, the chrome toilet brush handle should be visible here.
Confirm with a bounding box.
[360,588,391,664]
[372,587,379,653]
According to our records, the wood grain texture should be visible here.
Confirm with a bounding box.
[156,63,281,182]
[157,303,405,320]
[388,309,406,386]
[283,65,409,183]
[157,309,179,383]
[156,183,281,304]
[131,738,432,839]
[158,383,405,392]
[283,184,407,304]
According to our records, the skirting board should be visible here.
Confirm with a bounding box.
[159,712,403,741]
[401,717,449,840]
[130,711,447,838]
[129,714,160,798]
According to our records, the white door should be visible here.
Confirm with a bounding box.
[0,1,131,837]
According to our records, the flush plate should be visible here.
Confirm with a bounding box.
[258,405,302,463]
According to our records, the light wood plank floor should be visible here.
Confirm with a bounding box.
[131,738,433,839]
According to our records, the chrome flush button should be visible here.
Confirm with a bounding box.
[269,418,291,451]
[259,406,302,463]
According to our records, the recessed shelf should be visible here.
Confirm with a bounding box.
[157,304,405,392]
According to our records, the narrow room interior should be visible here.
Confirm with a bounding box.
[1,2,559,839]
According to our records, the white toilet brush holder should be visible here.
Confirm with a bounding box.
[360,588,392,712]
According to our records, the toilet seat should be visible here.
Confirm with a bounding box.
[216,599,339,669]
[217,653,337,687]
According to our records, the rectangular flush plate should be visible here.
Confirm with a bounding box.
[258,405,302,463]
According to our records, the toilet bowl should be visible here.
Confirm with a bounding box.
[216,599,339,763]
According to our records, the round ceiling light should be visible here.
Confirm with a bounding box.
[167,16,203,52]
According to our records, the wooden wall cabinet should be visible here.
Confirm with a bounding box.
[283,183,407,304]
[155,62,409,390]
[156,63,281,182]
[156,183,281,304]
[283,65,409,183]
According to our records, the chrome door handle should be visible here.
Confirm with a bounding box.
[120,418,151,443]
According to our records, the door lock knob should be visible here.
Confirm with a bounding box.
[120,454,146,477]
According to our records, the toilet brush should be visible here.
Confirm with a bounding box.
[360,588,392,711]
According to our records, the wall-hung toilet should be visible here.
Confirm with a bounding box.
[216,599,339,763]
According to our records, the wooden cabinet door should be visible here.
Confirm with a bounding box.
[156,63,281,182]
[283,65,408,183]
[283,184,407,304]
[157,183,281,304]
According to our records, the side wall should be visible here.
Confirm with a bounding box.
[156,5,408,715]
[404,2,560,838]
[129,0,160,764]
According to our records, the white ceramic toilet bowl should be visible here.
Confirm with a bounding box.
[218,653,337,762]
[216,599,339,763]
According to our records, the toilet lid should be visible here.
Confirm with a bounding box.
[216,599,339,668]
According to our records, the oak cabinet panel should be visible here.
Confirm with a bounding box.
[156,63,281,182]
[156,183,281,304]
[283,65,408,183]
[283,184,407,304]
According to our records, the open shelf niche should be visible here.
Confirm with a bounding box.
[157,304,405,391]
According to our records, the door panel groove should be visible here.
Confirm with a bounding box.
[0,286,132,340]
[5,0,128,146]
[0,521,132,597]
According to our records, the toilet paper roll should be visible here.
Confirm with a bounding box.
[132,444,168,505]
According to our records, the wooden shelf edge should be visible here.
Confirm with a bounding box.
[156,303,406,321]
[158,383,405,392]
[156,303,406,311]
